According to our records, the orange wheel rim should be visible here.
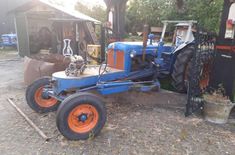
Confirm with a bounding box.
[68,104,99,133]
[199,63,210,90]
[34,87,58,108]
[185,62,210,90]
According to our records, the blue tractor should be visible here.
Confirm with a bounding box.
[26,20,211,140]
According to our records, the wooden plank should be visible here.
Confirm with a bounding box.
[15,13,30,56]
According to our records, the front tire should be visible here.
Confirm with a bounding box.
[26,77,60,113]
[56,93,107,140]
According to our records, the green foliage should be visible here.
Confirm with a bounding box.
[126,0,224,33]
[203,84,230,104]
[126,0,173,33]
[171,0,224,32]
[74,0,224,33]
[75,2,106,22]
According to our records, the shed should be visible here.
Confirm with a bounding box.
[12,0,101,57]
[0,0,30,35]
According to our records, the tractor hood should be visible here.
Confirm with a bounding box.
[108,42,158,56]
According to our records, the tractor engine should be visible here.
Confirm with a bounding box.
[106,42,158,72]
[65,55,86,77]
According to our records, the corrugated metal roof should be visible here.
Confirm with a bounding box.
[40,0,101,23]
[11,0,101,23]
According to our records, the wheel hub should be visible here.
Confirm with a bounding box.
[34,87,58,108]
[78,114,88,122]
[68,104,99,134]
[41,89,50,99]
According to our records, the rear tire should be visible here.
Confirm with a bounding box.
[172,47,194,93]
[26,77,60,113]
[56,93,107,140]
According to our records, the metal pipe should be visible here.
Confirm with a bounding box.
[186,23,193,43]
[162,20,197,24]
[97,81,154,88]
[160,23,167,42]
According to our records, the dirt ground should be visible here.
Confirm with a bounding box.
[0,50,235,155]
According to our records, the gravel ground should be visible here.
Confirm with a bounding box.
[0,52,235,155]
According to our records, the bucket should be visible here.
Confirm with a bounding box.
[203,100,235,124]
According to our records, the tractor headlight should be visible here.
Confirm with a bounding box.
[130,50,137,58]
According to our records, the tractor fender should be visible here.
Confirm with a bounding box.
[169,43,195,74]
[173,41,195,54]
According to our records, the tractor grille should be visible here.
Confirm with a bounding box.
[107,49,125,70]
